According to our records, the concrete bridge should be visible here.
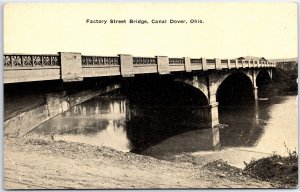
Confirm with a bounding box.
[4,52,275,148]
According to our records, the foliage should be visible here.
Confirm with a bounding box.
[244,150,298,188]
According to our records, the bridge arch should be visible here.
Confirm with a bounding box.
[124,76,212,152]
[256,69,272,80]
[256,69,272,86]
[255,69,272,97]
[124,75,209,107]
[171,81,209,106]
[174,75,209,103]
[216,72,255,105]
[212,71,254,90]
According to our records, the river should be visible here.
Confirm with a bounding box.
[27,93,298,168]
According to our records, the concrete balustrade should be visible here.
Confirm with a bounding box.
[3,52,276,84]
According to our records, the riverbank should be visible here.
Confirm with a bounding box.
[4,137,274,189]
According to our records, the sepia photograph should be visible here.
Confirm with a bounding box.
[2,2,298,189]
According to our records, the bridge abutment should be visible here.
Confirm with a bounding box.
[4,82,120,137]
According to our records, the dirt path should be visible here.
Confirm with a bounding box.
[4,137,273,189]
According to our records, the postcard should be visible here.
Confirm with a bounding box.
[3,2,298,189]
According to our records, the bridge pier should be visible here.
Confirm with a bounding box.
[207,102,220,149]
[251,70,259,100]
[208,102,219,127]
[206,73,220,127]
[253,86,258,100]
[252,69,273,100]
[175,73,220,129]
[174,74,219,123]
[205,73,221,148]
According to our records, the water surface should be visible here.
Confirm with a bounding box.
[28,94,298,166]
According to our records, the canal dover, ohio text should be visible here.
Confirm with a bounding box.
[86,19,204,24]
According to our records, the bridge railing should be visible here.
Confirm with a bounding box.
[206,59,215,64]
[81,55,120,67]
[169,58,185,65]
[3,52,276,83]
[190,58,202,64]
[3,54,60,69]
[133,57,157,65]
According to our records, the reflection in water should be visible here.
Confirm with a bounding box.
[219,96,298,155]
[28,97,130,152]
[142,128,220,156]
[254,96,298,155]
[29,92,297,160]
[218,101,267,147]
[126,105,213,153]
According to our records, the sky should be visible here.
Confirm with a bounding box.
[3,2,298,59]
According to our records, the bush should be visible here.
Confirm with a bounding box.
[244,151,298,188]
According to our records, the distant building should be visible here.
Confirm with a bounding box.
[236,56,270,65]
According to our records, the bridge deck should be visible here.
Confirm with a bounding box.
[3,53,276,84]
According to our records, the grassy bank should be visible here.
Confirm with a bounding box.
[203,151,298,188]
[244,151,298,188]
[272,62,298,94]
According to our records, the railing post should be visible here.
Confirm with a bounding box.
[235,59,238,68]
[202,57,207,71]
[215,58,221,70]
[119,54,134,77]
[227,59,231,69]
[59,52,83,82]
[156,56,170,74]
[184,57,191,72]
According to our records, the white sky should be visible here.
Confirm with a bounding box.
[3,2,298,59]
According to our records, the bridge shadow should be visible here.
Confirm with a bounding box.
[122,75,212,153]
